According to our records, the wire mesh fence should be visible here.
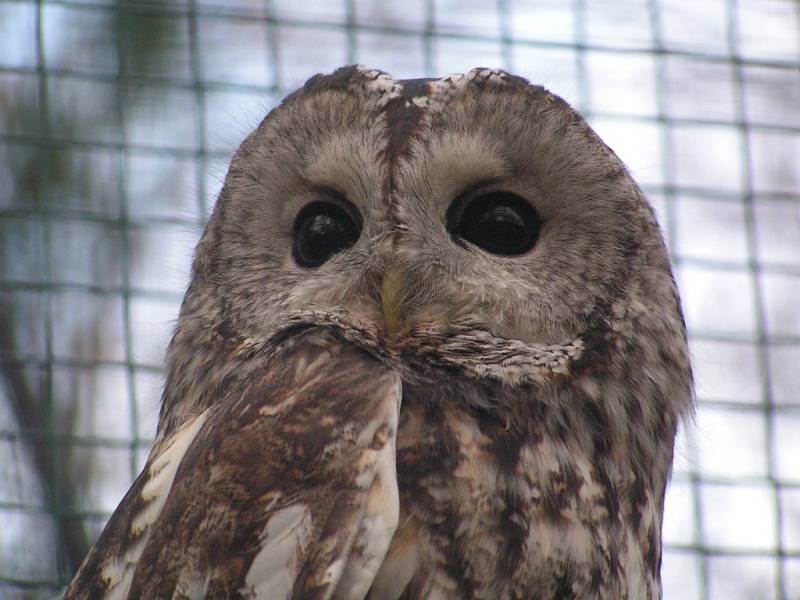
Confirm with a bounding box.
[0,0,798,598]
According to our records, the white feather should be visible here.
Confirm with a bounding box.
[99,410,210,599]
[333,381,401,600]
[243,504,313,600]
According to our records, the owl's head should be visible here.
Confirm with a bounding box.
[163,66,687,428]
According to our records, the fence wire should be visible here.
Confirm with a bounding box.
[0,0,799,598]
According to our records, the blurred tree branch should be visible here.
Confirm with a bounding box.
[0,312,88,573]
[0,0,182,582]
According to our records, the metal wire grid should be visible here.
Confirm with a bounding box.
[0,0,798,598]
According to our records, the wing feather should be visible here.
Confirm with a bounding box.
[64,410,210,600]
[64,336,401,600]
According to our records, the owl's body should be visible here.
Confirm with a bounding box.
[65,67,692,599]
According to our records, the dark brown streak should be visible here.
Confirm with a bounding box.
[380,80,429,233]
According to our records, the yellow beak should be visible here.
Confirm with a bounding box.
[381,266,407,340]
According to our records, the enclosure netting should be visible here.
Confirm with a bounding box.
[0,0,799,598]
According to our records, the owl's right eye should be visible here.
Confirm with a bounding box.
[292,201,362,268]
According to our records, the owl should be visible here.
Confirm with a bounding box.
[64,66,693,599]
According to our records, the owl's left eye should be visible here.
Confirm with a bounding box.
[293,201,362,268]
[446,191,540,256]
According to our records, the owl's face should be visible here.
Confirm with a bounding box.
[200,66,670,357]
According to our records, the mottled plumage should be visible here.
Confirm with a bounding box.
[65,66,693,599]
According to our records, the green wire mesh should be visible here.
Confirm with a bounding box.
[0,1,799,598]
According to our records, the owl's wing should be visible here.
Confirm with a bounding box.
[64,337,402,600]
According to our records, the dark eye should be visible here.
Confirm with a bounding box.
[293,201,361,268]
[446,191,541,255]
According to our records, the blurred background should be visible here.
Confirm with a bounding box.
[0,0,798,598]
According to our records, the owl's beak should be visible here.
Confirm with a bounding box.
[381,266,408,341]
